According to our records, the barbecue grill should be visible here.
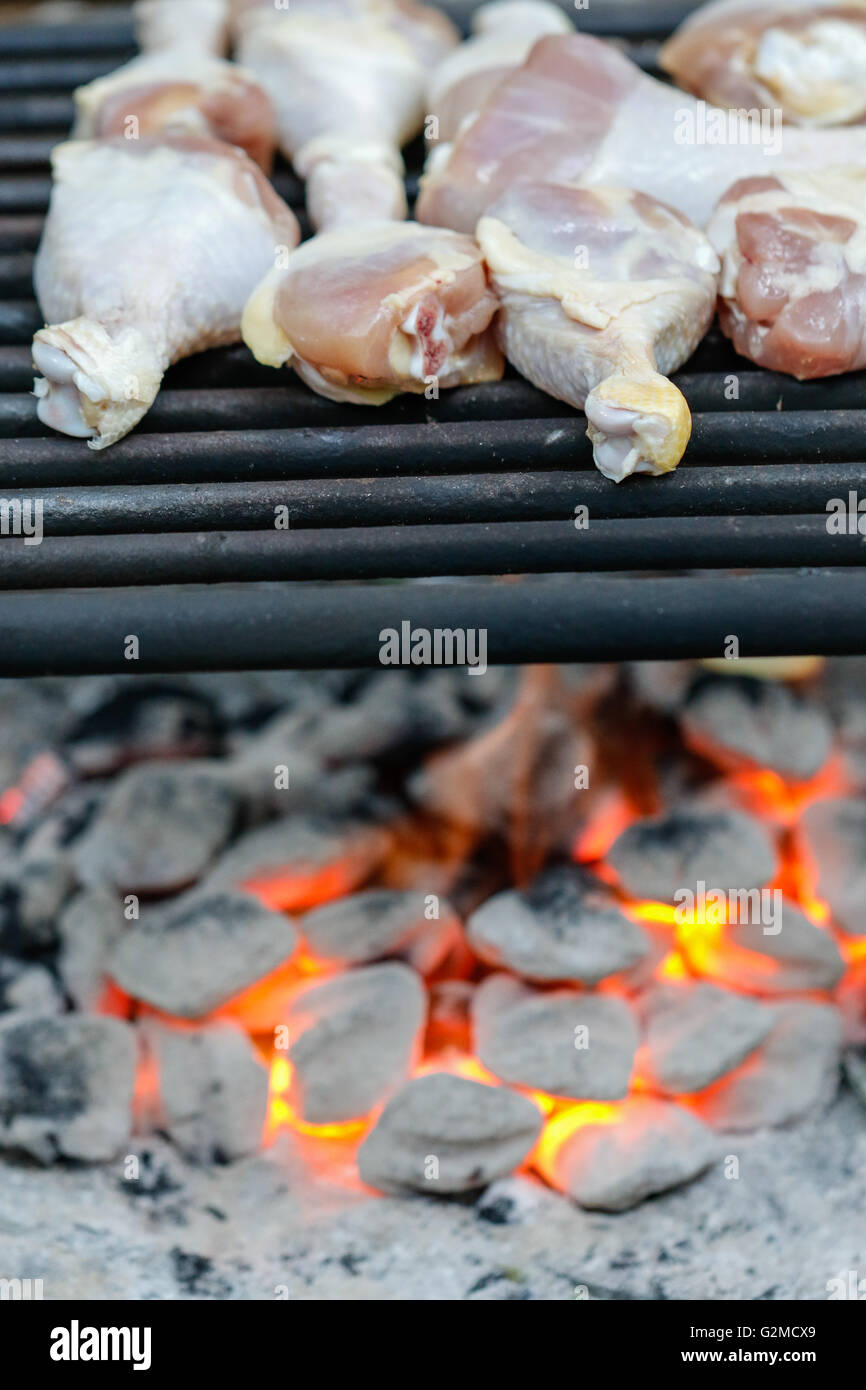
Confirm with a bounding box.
[2,0,866,675]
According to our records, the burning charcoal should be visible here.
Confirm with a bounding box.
[357,1073,543,1196]
[57,885,125,1010]
[74,762,237,895]
[282,962,425,1125]
[473,974,637,1101]
[201,816,389,911]
[607,808,778,903]
[466,865,650,986]
[141,1019,268,1163]
[108,891,297,1018]
[0,852,75,953]
[0,1014,137,1162]
[635,982,772,1095]
[843,1045,866,1110]
[689,1001,843,1132]
[680,676,833,781]
[0,954,63,1017]
[628,661,697,714]
[683,901,845,995]
[534,1096,719,1212]
[0,682,70,791]
[298,889,462,974]
[65,680,219,776]
[797,798,866,937]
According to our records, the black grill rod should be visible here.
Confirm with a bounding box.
[0,515,861,589]
[3,471,866,534]
[4,372,866,427]
[0,569,863,674]
[2,412,866,488]
[0,20,135,55]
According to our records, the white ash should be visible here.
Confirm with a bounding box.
[282,962,426,1125]
[473,974,637,1101]
[844,1046,866,1110]
[0,1014,137,1163]
[108,891,296,1019]
[635,981,773,1095]
[797,797,866,937]
[467,864,649,985]
[0,1096,864,1300]
[298,889,461,974]
[535,1096,720,1213]
[690,1001,843,1132]
[140,1020,269,1164]
[74,761,238,895]
[608,807,778,903]
[680,675,833,781]
[358,1072,543,1196]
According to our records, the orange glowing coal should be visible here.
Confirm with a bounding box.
[266,1054,370,1143]
[724,754,850,827]
[242,861,362,914]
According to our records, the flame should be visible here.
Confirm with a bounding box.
[266,1053,371,1142]
[242,861,362,913]
[574,786,636,863]
[724,755,850,828]
[533,1101,623,1183]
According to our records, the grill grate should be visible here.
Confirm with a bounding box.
[1,0,865,673]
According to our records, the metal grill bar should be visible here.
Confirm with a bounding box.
[0,2,863,671]
[1,571,864,677]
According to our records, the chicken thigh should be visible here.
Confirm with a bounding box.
[416,32,866,233]
[660,0,866,127]
[73,49,277,171]
[706,169,866,378]
[236,0,458,229]
[477,183,720,481]
[428,0,573,145]
[242,220,503,404]
[33,136,300,448]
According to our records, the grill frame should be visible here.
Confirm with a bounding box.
[1,0,865,673]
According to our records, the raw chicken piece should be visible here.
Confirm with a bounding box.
[73,49,277,172]
[134,0,230,55]
[706,169,866,378]
[428,1,573,144]
[242,220,503,404]
[33,136,300,448]
[477,183,720,482]
[416,32,866,233]
[660,0,866,127]
[236,0,458,228]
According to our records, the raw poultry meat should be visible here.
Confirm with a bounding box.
[427,0,573,145]
[134,0,230,55]
[477,183,720,481]
[241,220,503,404]
[236,0,458,228]
[416,32,866,233]
[32,136,300,448]
[73,49,277,171]
[660,0,866,127]
[706,169,866,378]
